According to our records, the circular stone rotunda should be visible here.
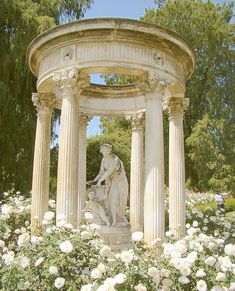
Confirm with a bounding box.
[27,18,195,252]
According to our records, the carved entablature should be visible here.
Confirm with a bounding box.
[79,112,92,127]
[32,93,57,113]
[126,110,145,131]
[162,97,189,118]
[53,68,90,93]
[136,72,169,98]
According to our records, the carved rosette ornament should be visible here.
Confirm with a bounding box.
[163,97,189,119]
[32,93,57,114]
[126,111,145,131]
[79,112,92,128]
[136,72,169,98]
[53,68,90,94]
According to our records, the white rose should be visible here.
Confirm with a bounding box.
[114,273,126,284]
[81,284,93,291]
[216,272,226,281]
[205,256,216,266]
[0,240,5,248]
[18,255,30,269]
[229,283,235,291]
[57,220,66,227]
[132,231,144,242]
[31,236,43,246]
[148,266,160,278]
[193,221,199,227]
[225,244,235,257]
[59,240,73,254]
[196,269,206,277]
[91,268,102,279]
[134,284,147,291]
[161,269,170,277]
[196,280,207,291]
[1,204,13,215]
[49,266,58,275]
[81,231,92,240]
[97,263,106,273]
[178,276,190,284]
[162,278,173,287]
[17,232,30,247]
[2,252,15,266]
[120,249,134,265]
[17,281,30,290]
[54,277,65,289]
[180,266,191,276]
[100,245,112,257]
[35,257,44,267]
[44,211,55,221]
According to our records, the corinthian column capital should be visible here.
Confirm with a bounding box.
[79,112,92,128]
[163,97,189,118]
[136,72,169,98]
[32,93,57,114]
[126,111,145,131]
[53,68,90,94]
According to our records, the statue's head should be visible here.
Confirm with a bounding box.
[87,190,95,200]
[100,143,112,155]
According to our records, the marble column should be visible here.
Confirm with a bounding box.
[137,73,167,253]
[77,112,91,223]
[126,111,145,232]
[31,93,56,228]
[53,68,90,225]
[163,97,189,238]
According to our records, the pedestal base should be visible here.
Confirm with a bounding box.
[98,224,132,252]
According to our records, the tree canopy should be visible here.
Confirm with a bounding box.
[0,0,93,194]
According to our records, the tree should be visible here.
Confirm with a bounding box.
[0,0,93,194]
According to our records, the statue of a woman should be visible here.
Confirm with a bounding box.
[93,144,128,227]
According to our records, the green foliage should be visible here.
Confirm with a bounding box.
[187,114,235,192]
[141,0,235,192]
[0,0,93,195]
[196,198,235,215]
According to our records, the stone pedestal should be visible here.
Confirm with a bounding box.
[163,97,189,238]
[127,111,145,232]
[31,93,56,228]
[98,225,132,252]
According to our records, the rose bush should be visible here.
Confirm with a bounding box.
[0,190,234,290]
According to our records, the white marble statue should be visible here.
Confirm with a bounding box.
[93,144,129,227]
[83,189,110,226]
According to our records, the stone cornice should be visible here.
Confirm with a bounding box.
[162,97,189,118]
